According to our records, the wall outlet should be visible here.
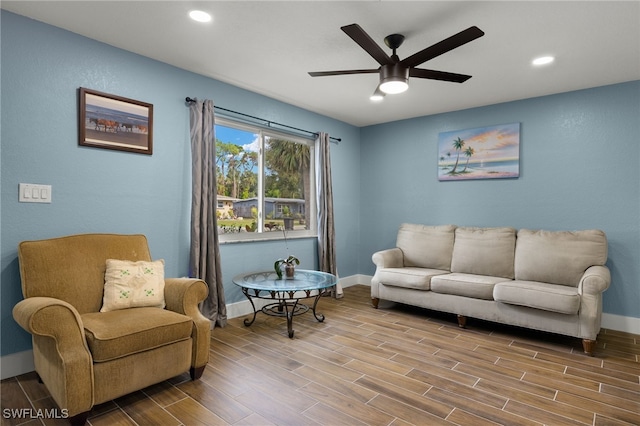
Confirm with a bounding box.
[19,183,52,203]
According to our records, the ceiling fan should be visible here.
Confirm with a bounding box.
[308,23,484,99]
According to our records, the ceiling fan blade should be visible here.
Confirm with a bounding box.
[401,26,484,68]
[341,23,393,66]
[409,68,472,83]
[308,69,379,77]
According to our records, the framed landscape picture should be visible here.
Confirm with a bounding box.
[438,122,520,181]
[79,88,153,155]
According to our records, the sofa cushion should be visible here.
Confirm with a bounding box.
[493,281,581,314]
[377,267,448,290]
[396,224,456,270]
[451,227,516,279]
[82,307,193,362]
[515,229,607,287]
[431,273,510,300]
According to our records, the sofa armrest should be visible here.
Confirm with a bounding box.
[12,297,93,416]
[164,278,211,370]
[372,248,404,268]
[579,265,611,295]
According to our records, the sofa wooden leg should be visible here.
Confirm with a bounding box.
[190,365,205,380]
[582,339,596,356]
[68,411,89,426]
[457,315,467,328]
[372,298,379,309]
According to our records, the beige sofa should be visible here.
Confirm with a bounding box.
[371,224,610,355]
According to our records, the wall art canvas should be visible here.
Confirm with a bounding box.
[79,88,153,155]
[438,122,520,181]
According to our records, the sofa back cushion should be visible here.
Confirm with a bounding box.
[451,227,517,278]
[396,224,456,270]
[514,229,608,287]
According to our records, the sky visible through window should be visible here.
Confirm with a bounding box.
[216,125,258,153]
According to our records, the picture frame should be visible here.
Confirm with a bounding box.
[437,122,520,181]
[79,88,153,155]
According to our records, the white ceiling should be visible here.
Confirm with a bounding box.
[3,1,639,127]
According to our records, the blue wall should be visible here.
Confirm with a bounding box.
[0,11,360,357]
[2,11,639,362]
[360,81,640,319]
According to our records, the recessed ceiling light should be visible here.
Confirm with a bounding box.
[189,10,212,23]
[532,56,555,66]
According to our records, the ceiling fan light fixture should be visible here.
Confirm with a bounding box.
[380,80,408,94]
[379,64,409,94]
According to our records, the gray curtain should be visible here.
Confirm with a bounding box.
[189,99,227,327]
[315,132,342,298]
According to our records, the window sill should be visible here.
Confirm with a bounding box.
[219,231,317,245]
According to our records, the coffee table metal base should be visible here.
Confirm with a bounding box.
[240,288,328,338]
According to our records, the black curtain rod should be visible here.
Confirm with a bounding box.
[185,97,341,143]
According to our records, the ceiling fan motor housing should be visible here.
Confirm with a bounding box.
[380,63,409,94]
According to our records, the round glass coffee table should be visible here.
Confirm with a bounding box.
[232,269,338,338]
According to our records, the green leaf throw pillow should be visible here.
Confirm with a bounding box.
[101,259,166,312]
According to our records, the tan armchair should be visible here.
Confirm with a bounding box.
[12,234,211,425]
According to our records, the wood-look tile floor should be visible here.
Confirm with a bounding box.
[2,285,639,426]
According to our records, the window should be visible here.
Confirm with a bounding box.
[214,117,316,242]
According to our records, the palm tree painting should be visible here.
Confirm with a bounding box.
[437,123,520,181]
[449,137,465,174]
[462,146,475,172]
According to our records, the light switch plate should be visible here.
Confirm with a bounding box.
[19,183,52,203]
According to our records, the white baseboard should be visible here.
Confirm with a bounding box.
[3,275,636,380]
[1,350,34,380]
[226,297,273,319]
[601,313,640,335]
[339,274,371,288]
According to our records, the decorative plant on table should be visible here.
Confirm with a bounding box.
[274,229,300,279]
[274,255,300,279]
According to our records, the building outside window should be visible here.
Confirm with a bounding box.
[214,118,316,241]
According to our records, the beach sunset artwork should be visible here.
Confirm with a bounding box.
[438,123,520,181]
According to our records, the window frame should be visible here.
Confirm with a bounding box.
[215,117,317,244]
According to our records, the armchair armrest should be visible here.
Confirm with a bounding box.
[13,296,90,353]
[579,265,611,295]
[372,248,404,269]
[12,297,93,416]
[164,278,208,315]
[164,278,211,371]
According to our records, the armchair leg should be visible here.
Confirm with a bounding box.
[582,339,596,356]
[69,411,89,426]
[372,298,379,309]
[190,365,205,380]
